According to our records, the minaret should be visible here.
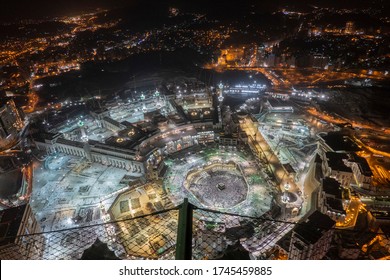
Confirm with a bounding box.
[217,82,224,128]
[78,120,88,142]
[218,81,224,102]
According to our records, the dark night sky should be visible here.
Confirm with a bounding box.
[0,0,124,21]
[0,0,388,22]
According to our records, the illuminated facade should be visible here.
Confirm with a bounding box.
[317,132,372,189]
[0,100,25,149]
[35,135,144,173]
[218,48,245,65]
[266,99,294,113]
[345,21,355,34]
[318,177,347,223]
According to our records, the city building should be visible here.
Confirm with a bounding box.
[312,54,330,69]
[317,132,373,189]
[224,84,266,96]
[320,148,373,189]
[318,177,347,223]
[0,204,44,259]
[0,100,25,150]
[346,153,373,189]
[0,155,30,208]
[266,99,294,113]
[318,132,360,153]
[345,21,355,34]
[219,136,238,146]
[264,54,276,67]
[0,0,389,262]
[288,211,335,260]
[218,47,246,66]
[35,134,144,173]
[33,87,219,181]
[323,152,354,187]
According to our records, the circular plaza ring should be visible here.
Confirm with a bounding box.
[183,161,249,208]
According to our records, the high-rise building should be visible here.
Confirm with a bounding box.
[0,100,24,149]
[288,211,335,259]
[318,177,347,223]
[345,21,355,34]
[312,54,330,69]
[0,204,44,259]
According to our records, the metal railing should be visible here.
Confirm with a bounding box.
[0,199,387,260]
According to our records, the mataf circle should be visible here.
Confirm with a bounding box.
[184,162,248,208]
[163,147,273,216]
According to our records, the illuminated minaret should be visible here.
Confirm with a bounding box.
[217,82,224,128]
[281,182,291,203]
[280,182,291,220]
[78,120,88,142]
[218,81,224,102]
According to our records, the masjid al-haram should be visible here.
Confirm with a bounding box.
[164,147,273,215]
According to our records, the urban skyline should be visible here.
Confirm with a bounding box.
[0,0,389,260]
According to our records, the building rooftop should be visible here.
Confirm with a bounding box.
[320,132,360,152]
[322,177,343,199]
[267,98,293,108]
[103,116,125,129]
[0,204,26,247]
[350,153,373,177]
[325,197,346,214]
[89,140,137,156]
[0,156,24,200]
[167,114,187,125]
[0,169,23,200]
[56,137,85,149]
[104,126,145,150]
[293,210,335,245]
[276,231,292,252]
[33,132,60,142]
[325,152,352,173]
